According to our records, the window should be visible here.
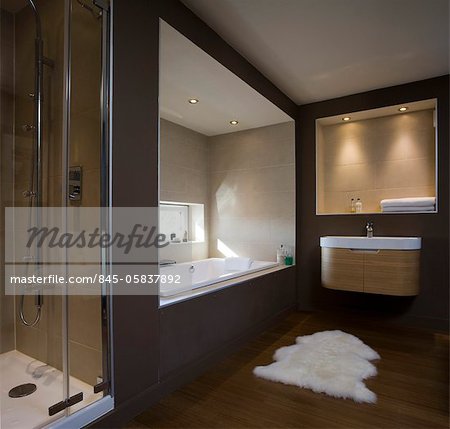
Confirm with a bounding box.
[160,203,189,242]
[159,201,205,243]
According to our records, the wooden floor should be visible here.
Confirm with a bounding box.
[127,312,449,428]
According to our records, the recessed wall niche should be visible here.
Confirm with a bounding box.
[158,20,295,266]
[316,99,437,214]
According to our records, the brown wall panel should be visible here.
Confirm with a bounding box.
[111,0,160,405]
[160,268,296,378]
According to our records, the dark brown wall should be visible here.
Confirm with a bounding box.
[111,0,160,405]
[297,75,449,329]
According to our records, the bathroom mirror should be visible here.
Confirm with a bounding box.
[316,99,437,215]
[158,20,295,273]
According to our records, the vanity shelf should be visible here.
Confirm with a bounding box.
[320,237,421,296]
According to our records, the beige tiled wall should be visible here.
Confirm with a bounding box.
[65,1,103,386]
[160,120,296,262]
[208,122,296,261]
[160,119,209,261]
[10,1,102,386]
[12,0,65,378]
[13,1,50,365]
[317,110,436,213]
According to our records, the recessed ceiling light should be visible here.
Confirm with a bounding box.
[230,120,239,125]
[398,106,408,112]
[342,117,351,121]
[188,98,199,104]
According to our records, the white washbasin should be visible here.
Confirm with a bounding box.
[320,236,421,250]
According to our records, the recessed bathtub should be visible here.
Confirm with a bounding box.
[159,257,279,297]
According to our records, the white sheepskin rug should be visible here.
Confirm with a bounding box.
[253,330,380,403]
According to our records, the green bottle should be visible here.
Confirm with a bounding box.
[285,249,293,266]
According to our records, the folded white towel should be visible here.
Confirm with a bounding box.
[224,257,253,271]
[381,205,435,212]
[380,197,436,208]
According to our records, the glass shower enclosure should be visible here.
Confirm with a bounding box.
[0,0,113,427]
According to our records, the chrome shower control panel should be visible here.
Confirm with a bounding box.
[69,166,82,201]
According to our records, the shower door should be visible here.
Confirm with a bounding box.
[57,0,113,420]
[0,0,113,427]
[62,0,112,420]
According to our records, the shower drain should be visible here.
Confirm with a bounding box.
[8,383,37,398]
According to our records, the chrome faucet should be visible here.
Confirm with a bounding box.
[366,221,374,238]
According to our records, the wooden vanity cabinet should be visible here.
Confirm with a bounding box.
[321,247,420,296]
[321,248,364,292]
[364,250,420,295]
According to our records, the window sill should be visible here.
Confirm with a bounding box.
[167,240,205,245]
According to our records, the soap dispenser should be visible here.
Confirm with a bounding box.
[355,198,362,213]
[277,244,286,264]
[350,198,356,213]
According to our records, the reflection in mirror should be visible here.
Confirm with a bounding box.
[158,20,295,301]
[316,99,437,215]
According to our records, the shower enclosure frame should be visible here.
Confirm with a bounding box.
[1,0,115,426]
[49,0,114,426]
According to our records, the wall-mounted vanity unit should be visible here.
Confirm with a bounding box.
[320,236,421,296]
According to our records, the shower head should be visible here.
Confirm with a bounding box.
[76,0,103,19]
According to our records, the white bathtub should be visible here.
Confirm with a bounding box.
[159,257,278,297]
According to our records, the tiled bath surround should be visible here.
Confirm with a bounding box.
[160,119,210,261]
[317,109,436,214]
[160,120,296,262]
[208,122,296,261]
